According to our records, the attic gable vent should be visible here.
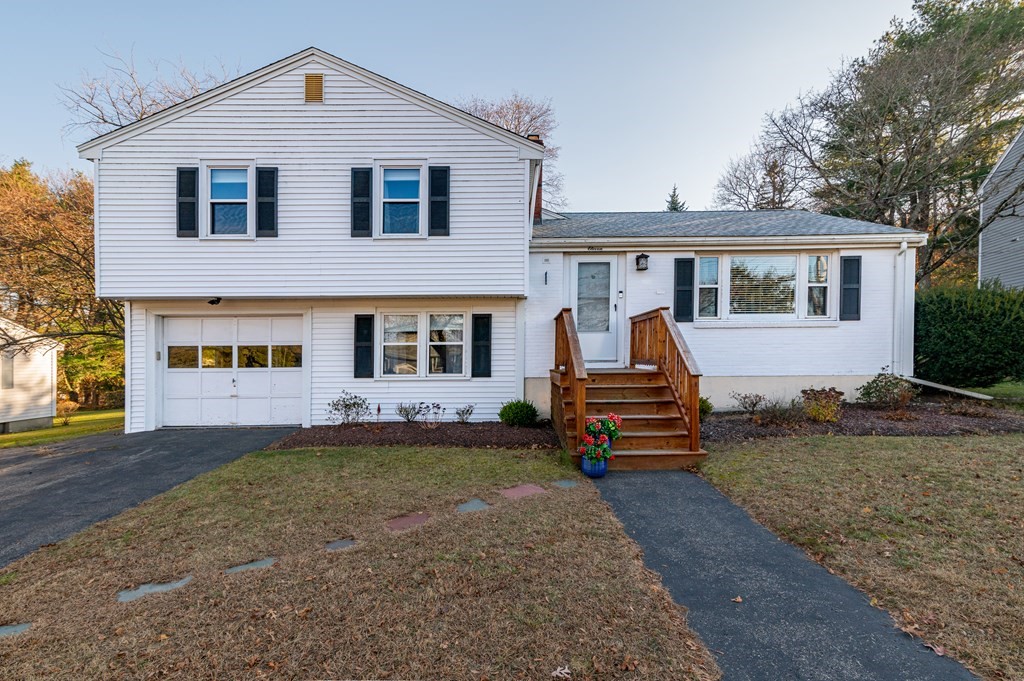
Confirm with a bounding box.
[304,73,324,103]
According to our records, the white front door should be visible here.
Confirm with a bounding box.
[162,316,303,427]
[570,255,619,363]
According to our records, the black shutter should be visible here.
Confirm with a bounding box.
[840,256,862,321]
[674,258,695,322]
[351,167,372,237]
[428,166,450,236]
[471,314,492,378]
[354,314,374,378]
[176,167,198,237]
[256,167,278,237]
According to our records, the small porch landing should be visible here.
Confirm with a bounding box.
[551,308,707,470]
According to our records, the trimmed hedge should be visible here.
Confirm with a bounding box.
[915,283,1024,388]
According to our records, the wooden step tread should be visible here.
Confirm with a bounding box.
[617,430,689,438]
[567,413,680,420]
[599,449,703,457]
[578,398,675,404]
[575,383,668,390]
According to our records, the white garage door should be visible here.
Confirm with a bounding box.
[163,317,303,427]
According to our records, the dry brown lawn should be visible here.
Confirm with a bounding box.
[702,434,1024,680]
[0,446,718,680]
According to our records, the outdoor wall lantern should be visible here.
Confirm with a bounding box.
[635,253,650,271]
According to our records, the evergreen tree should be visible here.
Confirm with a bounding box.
[665,184,688,212]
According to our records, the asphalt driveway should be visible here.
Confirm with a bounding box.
[0,428,291,568]
[595,471,976,681]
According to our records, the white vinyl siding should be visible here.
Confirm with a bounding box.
[0,346,58,428]
[526,247,913,381]
[122,298,517,432]
[92,59,529,299]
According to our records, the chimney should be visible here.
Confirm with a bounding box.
[528,134,543,225]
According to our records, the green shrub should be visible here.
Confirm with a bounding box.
[857,368,919,410]
[698,396,714,421]
[800,387,844,423]
[915,283,1024,387]
[498,399,539,427]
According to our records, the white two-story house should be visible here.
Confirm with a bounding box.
[80,47,925,448]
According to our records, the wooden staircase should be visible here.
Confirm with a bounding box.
[551,307,707,470]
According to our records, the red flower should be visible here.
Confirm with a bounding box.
[599,434,609,444]
[583,434,595,445]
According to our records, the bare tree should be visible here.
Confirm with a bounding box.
[713,139,809,210]
[59,49,237,137]
[456,92,568,210]
[758,0,1024,283]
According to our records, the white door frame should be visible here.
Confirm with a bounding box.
[566,253,627,367]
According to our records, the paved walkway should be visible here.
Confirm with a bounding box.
[595,471,976,681]
[0,428,291,568]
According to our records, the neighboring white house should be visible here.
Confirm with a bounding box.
[78,47,926,433]
[979,124,1024,288]
[0,319,60,434]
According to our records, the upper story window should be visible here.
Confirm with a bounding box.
[382,168,422,234]
[694,253,836,322]
[209,168,249,235]
[200,161,256,239]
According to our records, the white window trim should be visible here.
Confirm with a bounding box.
[697,255,722,320]
[373,159,428,238]
[376,310,470,379]
[199,160,256,240]
[693,252,838,325]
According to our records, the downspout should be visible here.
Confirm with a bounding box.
[893,241,908,375]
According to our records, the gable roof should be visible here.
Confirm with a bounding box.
[980,121,1024,196]
[0,318,63,351]
[533,210,927,243]
[77,47,545,160]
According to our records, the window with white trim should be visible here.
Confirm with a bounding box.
[376,162,427,236]
[806,255,830,317]
[379,311,467,377]
[697,256,720,318]
[730,255,798,314]
[694,253,837,321]
[428,314,464,375]
[201,161,255,238]
[382,314,419,375]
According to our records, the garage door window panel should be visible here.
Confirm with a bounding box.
[167,346,199,369]
[202,346,234,369]
[271,345,302,368]
[238,345,269,368]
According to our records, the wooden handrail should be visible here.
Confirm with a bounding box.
[553,308,588,446]
[628,306,702,452]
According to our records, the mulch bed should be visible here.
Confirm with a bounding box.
[703,399,1024,442]
[268,421,561,450]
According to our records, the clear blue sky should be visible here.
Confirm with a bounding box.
[2,0,914,210]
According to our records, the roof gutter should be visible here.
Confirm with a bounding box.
[529,232,929,251]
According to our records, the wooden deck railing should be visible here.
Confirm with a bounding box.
[629,307,703,452]
[553,308,588,447]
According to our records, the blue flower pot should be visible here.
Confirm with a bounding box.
[581,456,608,478]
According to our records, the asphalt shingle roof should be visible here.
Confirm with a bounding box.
[533,210,921,239]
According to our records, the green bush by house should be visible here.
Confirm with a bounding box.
[915,283,1024,388]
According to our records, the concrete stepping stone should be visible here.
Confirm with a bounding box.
[499,483,546,500]
[553,480,578,488]
[387,512,430,532]
[0,623,30,638]
[325,539,356,552]
[117,576,193,603]
[224,557,276,574]
[457,498,490,513]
